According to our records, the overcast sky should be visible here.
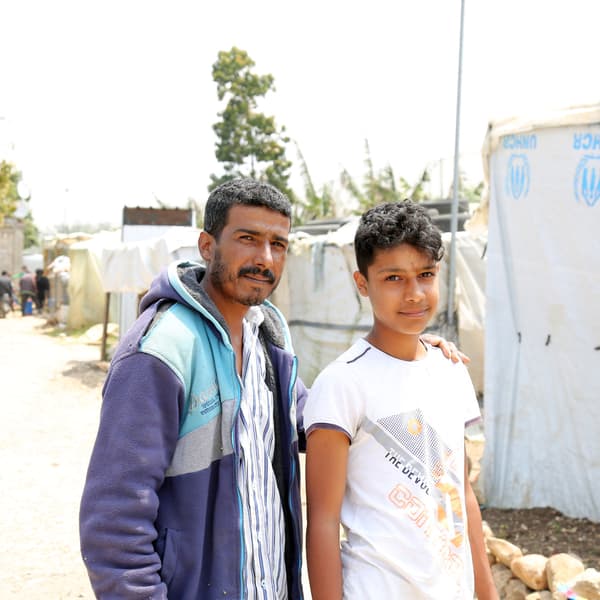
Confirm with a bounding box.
[1,0,599,231]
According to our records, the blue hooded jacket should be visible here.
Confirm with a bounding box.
[80,261,307,599]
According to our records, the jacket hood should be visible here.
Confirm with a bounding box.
[139,261,290,350]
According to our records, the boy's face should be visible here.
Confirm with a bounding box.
[353,243,440,340]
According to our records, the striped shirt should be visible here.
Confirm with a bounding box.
[237,307,288,600]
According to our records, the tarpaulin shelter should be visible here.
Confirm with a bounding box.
[271,220,487,392]
[471,104,600,521]
[67,227,200,357]
[68,231,120,329]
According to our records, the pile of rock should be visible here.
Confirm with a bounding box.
[483,522,600,599]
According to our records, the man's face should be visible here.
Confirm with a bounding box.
[200,204,290,308]
[353,243,440,342]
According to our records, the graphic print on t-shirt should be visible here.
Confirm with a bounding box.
[363,408,466,586]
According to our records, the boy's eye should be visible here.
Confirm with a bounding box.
[420,271,435,278]
[386,275,402,281]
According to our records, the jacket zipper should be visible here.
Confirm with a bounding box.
[231,350,246,600]
[287,355,304,599]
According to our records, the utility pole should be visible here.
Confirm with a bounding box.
[446,0,466,331]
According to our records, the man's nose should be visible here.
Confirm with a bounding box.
[254,241,274,267]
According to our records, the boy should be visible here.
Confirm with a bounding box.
[304,201,497,599]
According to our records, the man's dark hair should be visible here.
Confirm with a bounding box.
[354,200,444,276]
[203,179,292,239]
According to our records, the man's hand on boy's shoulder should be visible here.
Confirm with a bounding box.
[420,333,470,364]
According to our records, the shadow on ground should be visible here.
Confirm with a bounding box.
[62,360,108,388]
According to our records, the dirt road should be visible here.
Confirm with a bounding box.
[0,313,312,599]
[1,313,102,599]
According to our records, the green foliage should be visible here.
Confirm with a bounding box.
[0,160,39,246]
[293,143,336,224]
[0,160,20,224]
[447,170,484,203]
[210,47,294,200]
[462,180,484,203]
[22,211,39,248]
[341,140,433,214]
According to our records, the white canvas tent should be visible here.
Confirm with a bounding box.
[68,231,121,329]
[99,226,200,293]
[67,227,200,332]
[472,104,600,521]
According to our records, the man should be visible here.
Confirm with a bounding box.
[35,268,50,313]
[80,179,464,599]
[0,270,13,317]
[18,266,36,315]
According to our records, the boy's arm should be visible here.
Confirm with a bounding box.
[306,428,349,600]
[464,447,499,600]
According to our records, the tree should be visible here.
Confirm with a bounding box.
[21,211,39,248]
[340,140,432,213]
[0,160,39,247]
[210,47,294,200]
[0,160,20,224]
[294,143,336,223]
[447,170,484,204]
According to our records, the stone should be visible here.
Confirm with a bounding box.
[571,568,600,600]
[505,577,530,599]
[546,553,585,593]
[511,554,548,591]
[525,592,553,600]
[491,562,514,596]
[488,536,524,568]
[482,519,494,539]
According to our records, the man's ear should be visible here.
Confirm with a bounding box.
[353,270,369,297]
[198,231,215,263]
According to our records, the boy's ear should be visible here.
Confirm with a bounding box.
[198,231,215,263]
[353,270,369,297]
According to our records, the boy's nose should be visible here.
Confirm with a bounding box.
[405,279,425,302]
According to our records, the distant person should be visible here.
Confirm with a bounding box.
[35,269,50,313]
[0,270,13,318]
[304,201,497,599]
[18,267,36,316]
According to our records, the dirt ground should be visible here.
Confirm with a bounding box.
[1,313,598,599]
[482,506,600,571]
[0,313,103,598]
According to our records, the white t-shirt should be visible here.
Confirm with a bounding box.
[303,339,481,600]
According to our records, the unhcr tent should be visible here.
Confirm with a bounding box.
[472,104,600,521]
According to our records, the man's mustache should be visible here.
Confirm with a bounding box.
[238,266,275,284]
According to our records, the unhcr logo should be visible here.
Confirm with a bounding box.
[505,154,530,200]
[574,154,600,207]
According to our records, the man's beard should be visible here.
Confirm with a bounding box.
[209,252,278,306]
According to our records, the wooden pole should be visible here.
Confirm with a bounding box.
[101,292,110,362]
